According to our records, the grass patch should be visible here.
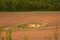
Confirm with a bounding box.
[12,22,48,31]
[0,27,4,40]
[5,28,12,40]
[12,24,28,30]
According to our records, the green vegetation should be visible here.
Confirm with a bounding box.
[12,24,28,30]
[0,0,60,11]
[5,28,12,40]
[0,27,4,40]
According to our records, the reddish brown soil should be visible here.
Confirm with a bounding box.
[0,12,60,40]
[1,28,60,40]
[0,12,60,26]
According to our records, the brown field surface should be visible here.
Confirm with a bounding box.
[0,11,60,40]
[0,12,60,26]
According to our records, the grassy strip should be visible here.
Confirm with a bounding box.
[0,27,2,40]
[0,27,4,40]
[5,28,12,40]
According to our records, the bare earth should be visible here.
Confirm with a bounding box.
[0,12,60,26]
[0,12,60,40]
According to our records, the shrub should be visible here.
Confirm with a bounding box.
[5,0,13,11]
[0,0,60,11]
